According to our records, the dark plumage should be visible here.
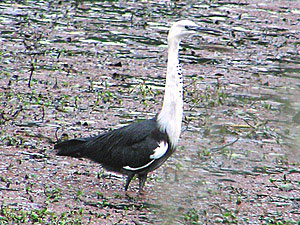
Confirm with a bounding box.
[55,117,175,191]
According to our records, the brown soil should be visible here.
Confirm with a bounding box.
[1,0,300,224]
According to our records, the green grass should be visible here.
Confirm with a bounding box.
[0,204,83,224]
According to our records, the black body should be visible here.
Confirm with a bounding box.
[54,117,175,192]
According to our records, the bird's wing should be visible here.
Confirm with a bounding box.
[122,140,169,171]
[84,118,169,170]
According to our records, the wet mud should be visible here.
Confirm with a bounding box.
[0,0,300,224]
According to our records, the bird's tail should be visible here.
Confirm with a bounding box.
[54,137,91,157]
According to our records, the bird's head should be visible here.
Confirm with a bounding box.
[168,20,218,42]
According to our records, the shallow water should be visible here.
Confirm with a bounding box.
[1,0,300,224]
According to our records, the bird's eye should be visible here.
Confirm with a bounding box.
[184,25,189,30]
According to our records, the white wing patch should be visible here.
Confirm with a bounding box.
[150,141,168,159]
[122,141,168,171]
[123,160,155,171]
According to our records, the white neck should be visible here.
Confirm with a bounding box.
[157,38,183,147]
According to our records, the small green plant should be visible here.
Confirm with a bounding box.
[221,211,238,224]
[96,191,104,199]
[187,78,227,110]
[130,81,156,103]
[0,203,84,224]
[183,208,200,225]
[44,187,61,203]
[113,193,122,199]
[76,189,83,197]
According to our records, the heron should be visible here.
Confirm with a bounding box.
[54,20,217,193]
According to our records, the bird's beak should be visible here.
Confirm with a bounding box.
[185,25,221,36]
[195,27,221,36]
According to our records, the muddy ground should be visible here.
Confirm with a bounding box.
[1,0,300,224]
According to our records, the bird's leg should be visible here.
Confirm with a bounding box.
[138,174,147,194]
[125,173,134,191]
